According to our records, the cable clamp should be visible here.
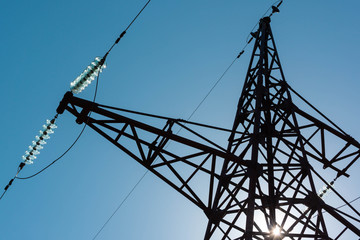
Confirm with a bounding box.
[237,50,245,58]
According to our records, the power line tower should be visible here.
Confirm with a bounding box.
[57,17,360,239]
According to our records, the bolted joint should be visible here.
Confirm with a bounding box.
[261,123,277,137]
[299,157,311,178]
[250,132,265,147]
[237,112,250,125]
[261,16,271,24]
[278,99,295,114]
[304,192,323,212]
[219,174,232,189]
[250,31,259,39]
[255,84,266,98]
[76,108,90,124]
[246,162,263,178]
[204,208,226,225]
[57,91,74,114]
[261,194,279,209]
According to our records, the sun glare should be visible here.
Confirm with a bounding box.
[272,226,281,236]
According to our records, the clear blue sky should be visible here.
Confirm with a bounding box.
[1,0,360,239]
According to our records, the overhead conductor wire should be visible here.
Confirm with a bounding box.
[1,0,152,199]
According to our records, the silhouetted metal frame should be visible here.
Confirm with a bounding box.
[57,17,360,240]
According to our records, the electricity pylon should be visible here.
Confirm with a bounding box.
[57,17,360,239]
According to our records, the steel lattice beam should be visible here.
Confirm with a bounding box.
[57,17,360,240]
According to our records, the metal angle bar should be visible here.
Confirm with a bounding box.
[156,151,205,207]
[176,121,227,152]
[300,128,323,157]
[179,153,212,190]
[129,125,147,161]
[334,227,348,240]
[65,95,248,166]
[291,123,317,131]
[151,151,206,167]
[311,168,360,217]
[331,207,360,223]
[114,123,128,142]
[66,106,210,210]
[321,202,360,236]
[341,153,360,174]
[272,150,300,193]
[175,119,243,134]
[274,173,309,197]
[66,106,144,163]
[279,136,347,176]
[278,207,320,235]
[332,150,360,163]
[208,154,217,208]
[216,181,246,211]
[92,119,180,161]
[321,128,326,161]
[221,177,249,210]
[280,177,305,231]
[147,120,173,165]
[244,18,268,238]
[328,142,351,164]
[293,106,360,148]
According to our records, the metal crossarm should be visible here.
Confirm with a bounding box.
[57,17,360,240]
[57,92,250,213]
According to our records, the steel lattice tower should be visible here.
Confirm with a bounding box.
[57,17,360,239]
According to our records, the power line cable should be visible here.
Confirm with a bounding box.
[173,1,285,123]
[1,0,152,203]
[1,0,152,204]
[105,0,151,56]
[9,0,152,182]
[187,57,238,121]
[90,38,241,240]
[91,171,148,240]
[187,1,285,122]
[16,124,87,180]
[0,164,24,201]
[336,196,360,210]
[311,195,360,219]
[15,63,103,180]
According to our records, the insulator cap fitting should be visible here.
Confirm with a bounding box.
[57,91,74,114]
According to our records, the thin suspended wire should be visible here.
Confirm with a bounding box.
[15,125,87,180]
[186,0,284,119]
[0,190,5,201]
[2,0,152,201]
[311,195,360,219]
[1,164,26,200]
[125,0,151,32]
[14,0,152,181]
[91,56,241,237]
[90,57,239,240]
[91,172,148,240]
[16,68,102,180]
[245,0,282,43]
[90,50,242,240]
[187,57,238,121]
[336,196,360,210]
[106,0,152,55]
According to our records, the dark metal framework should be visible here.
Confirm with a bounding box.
[57,17,360,239]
